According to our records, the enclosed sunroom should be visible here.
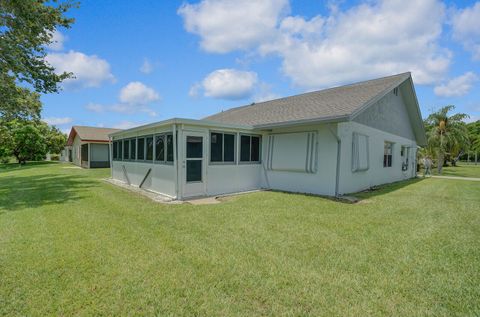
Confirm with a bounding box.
[109,119,263,200]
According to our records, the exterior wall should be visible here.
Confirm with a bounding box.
[60,146,71,162]
[90,143,110,168]
[206,165,262,196]
[71,135,82,167]
[260,124,338,196]
[338,121,417,195]
[112,161,176,197]
[353,90,415,140]
[111,125,177,198]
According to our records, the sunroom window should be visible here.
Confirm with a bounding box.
[137,137,145,160]
[240,135,261,163]
[130,139,136,160]
[210,132,235,163]
[123,139,129,160]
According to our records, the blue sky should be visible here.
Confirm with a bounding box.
[41,0,480,133]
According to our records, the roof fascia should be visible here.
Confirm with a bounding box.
[253,114,349,130]
[109,118,254,137]
[404,77,427,146]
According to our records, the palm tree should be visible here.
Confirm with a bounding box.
[424,105,469,174]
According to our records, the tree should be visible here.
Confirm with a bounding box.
[0,120,48,164]
[45,125,67,155]
[0,119,67,164]
[0,0,76,91]
[0,79,42,121]
[424,105,470,173]
[1,0,77,119]
[466,120,480,162]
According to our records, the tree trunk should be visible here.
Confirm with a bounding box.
[437,151,444,174]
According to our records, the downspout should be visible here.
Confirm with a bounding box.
[327,124,341,197]
[173,123,179,200]
[109,137,113,179]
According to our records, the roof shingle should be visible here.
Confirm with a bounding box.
[67,126,122,145]
[203,72,411,127]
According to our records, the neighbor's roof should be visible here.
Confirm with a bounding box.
[66,126,122,145]
[204,72,412,127]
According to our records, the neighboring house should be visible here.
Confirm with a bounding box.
[109,72,426,200]
[66,126,122,168]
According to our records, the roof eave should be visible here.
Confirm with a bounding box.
[253,115,350,130]
[109,118,255,137]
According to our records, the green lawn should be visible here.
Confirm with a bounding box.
[433,162,480,178]
[1,162,479,316]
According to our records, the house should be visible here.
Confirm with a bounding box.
[65,126,122,168]
[109,72,426,199]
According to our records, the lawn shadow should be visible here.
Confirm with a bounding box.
[0,172,99,212]
[353,177,425,201]
[0,161,60,174]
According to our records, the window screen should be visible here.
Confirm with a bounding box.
[240,135,251,162]
[166,134,174,162]
[137,138,145,160]
[123,140,129,160]
[210,133,223,162]
[187,136,202,158]
[113,141,118,160]
[118,140,123,160]
[130,139,136,160]
[210,132,235,163]
[155,135,165,162]
[223,134,235,162]
[146,136,153,161]
[240,135,261,162]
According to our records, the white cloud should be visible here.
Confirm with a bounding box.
[178,0,289,53]
[188,82,202,98]
[47,30,66,51]
[46,50,115,88]
[119,81,160,105]
[84,103,105,113]
[180,0,451,89]
[85,82,160,117]
[113,121,145,130]
[140,58,154,74]
[264,0,450,88]
[465,114,479,123]
[200,69,258,100]
[43,117,73,126]
[434,72,478,97]
[451,2,480,60]
[253,82,280,102]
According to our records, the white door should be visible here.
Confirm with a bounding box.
[183,132,206,198]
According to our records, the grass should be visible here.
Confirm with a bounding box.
[1,162,479,316]
[432,162,480,178]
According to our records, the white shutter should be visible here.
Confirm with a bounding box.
[352,133,369,172]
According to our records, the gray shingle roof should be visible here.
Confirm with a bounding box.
[204,72,411,127]
[67,126,122,145]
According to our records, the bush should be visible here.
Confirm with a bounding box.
[50,154,60,161]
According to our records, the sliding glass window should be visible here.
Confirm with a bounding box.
[240,135,261,163]
[210,132,235,163]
